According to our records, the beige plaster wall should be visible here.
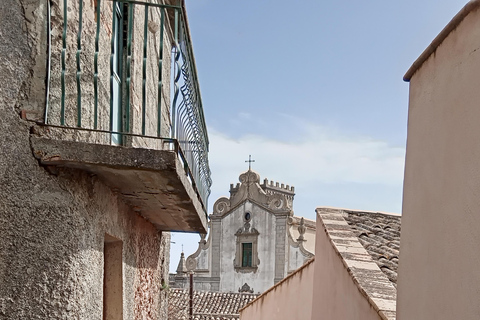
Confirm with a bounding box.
[398,5,480,320]
[239,258,314,320]
[310,217,382,320]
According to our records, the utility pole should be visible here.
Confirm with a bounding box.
[189,271,194,320]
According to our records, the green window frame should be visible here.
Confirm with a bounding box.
[242,243,253,267]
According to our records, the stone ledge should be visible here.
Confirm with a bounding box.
[31,136,207,233]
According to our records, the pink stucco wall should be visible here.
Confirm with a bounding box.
[239,258,314,320]
[398,3,480,320]
[310,216,383,320]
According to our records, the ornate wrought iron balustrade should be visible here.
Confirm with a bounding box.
[43,0,211,209]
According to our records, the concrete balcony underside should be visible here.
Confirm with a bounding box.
[31,136,207,233]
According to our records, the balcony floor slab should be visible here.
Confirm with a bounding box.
[30,136,207,233]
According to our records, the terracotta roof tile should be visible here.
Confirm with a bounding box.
[342,210,401,287]
[168,289,259,320]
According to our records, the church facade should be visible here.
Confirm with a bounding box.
[171,170,315,293]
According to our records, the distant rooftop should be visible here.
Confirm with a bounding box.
[168,288,259,320]
[343,209,401,286]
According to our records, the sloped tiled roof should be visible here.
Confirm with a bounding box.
[317,207,400,320]
[342,210,401,286]
[168,288,258,320]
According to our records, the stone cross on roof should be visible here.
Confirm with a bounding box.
[245,155,255,171]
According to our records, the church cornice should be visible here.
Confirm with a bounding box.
[288,216,316,230]
[211,197,292,220]
[212,170,294,218]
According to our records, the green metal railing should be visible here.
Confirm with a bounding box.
[44,0,212,209]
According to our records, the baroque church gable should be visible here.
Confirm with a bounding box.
[212,170,294,218]
[171,169,315,293]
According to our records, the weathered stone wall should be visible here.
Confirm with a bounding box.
[47,0,112,143]
[0,0,171,319]
[129,2,174,148]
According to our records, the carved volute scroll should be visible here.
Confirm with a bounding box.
[186,256,197,271]
[217,170,295,216]
[229,170,269,209]
[267,193,292,211]
[287,216,294,225]
[213,197,231,216]
[239,170,260,184]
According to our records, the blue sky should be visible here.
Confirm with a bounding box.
[170,0,468,270]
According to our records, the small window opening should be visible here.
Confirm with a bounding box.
[242,243,253,267]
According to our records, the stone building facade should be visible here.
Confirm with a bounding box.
[0,0,210,319]
[171,170,315,293]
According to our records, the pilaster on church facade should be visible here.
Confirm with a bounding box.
[170,169,315,293]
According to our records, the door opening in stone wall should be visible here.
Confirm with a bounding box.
[103,234,123,320]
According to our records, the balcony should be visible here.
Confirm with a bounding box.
[31,0,211,233]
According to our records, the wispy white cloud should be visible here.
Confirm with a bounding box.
[208,117,405,206]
